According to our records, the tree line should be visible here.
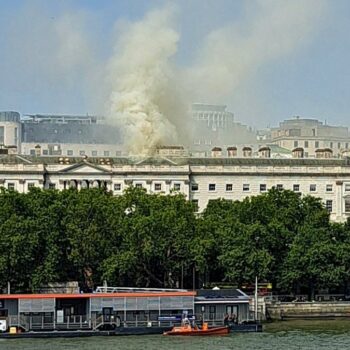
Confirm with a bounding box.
[0,186,350,299]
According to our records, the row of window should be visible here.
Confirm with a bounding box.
[192,198,335,213]
[29,149,121,157]
[4,182,350,215]
[293,140,349,149]
[7,182,184,192]
[114,183,181,192]
[6,181,350,194]
[7,183,56,190]
[192,183,344,193]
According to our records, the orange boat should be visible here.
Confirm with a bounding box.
[163,322,229,336]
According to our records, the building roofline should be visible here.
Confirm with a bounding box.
[0,291,196,299]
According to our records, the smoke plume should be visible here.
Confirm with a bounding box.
[107,6,180,155]
[106,0,327,153]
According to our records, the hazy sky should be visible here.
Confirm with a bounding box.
[0,0,349,129]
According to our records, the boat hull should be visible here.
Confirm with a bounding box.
[164,326,229,336]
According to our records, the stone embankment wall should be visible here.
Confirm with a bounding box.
[266,302,350,320]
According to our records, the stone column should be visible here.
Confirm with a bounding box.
[184,179,190,199]
[19,179,25,193]
[165,180,171,194]
[146,180,152,193]
[38,179,44,190]
[336,180,343,220]
[105,180,112,191]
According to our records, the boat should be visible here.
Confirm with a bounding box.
[163,322,229,336]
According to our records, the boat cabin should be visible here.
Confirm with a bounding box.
[0,287,195,332]
[194,289,251,325]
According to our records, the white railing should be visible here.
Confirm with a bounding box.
[95,286,188,293]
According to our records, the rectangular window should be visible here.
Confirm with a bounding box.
[154,183,162,191]
[325,200,333,213]
[49,183,56,190]
[305,152,309,158]
[294,141,298,147]
[30,149,36,156]
[226,184,233,191]
[243,184,250,192]
[345,198,350,213]
[135,183,143,189]
[326,184,333,192]
[276,184,283,190]
[310,184,317,192]
[208,184,216,191]
[104,151,110,157]
[346,143,349,149]
[27,183,35,190]
[114,183,122,191]
[330,142,333,148]
[67,150,73,156]
[0,126,4,144]
[14,127,18,145]
[338,143,341,149]
[92,150,98,157]
[42,149,49,155]
[173,183,181,191]
[191,183,199,191]
[304,141,309,148]
[345,184,350,192]
[260,184,267,192]
[192,199,199,212]
[293,184,300,192]
[315,141,319,148]
[7,183,15,190]
[79,150,85,156]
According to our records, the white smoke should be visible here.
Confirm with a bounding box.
[1,0,330,152]
[107,6,180,155]
[106,0,328,153]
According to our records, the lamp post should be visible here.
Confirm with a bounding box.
[254,235,260,322]
[255,276,258,322]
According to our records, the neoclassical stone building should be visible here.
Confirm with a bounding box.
[1,154,350,222]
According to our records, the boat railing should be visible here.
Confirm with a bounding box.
[8,315,30,331]
[95,286,188,294]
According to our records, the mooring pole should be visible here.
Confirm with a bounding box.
[254,276,258,321]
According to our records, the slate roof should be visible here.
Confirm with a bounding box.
[0,155,349,167]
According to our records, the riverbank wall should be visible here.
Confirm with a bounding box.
[266,302,350,320]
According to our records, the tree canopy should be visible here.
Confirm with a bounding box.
[0,186,349,298]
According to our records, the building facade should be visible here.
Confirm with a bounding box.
[269,117,350,158]
[191,104,256,150]
[1,153,350,222]
[0,112,123,157]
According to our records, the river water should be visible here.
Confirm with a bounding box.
[1,320,350,350]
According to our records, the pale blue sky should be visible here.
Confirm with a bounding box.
[0,0,349,129]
